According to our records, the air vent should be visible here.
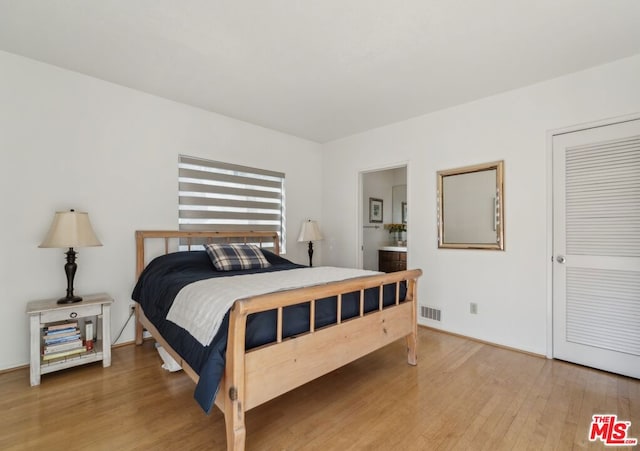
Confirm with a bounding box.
[420,306,441,322]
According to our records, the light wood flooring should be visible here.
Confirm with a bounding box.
[1,328,638,450]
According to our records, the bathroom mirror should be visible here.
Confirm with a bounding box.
[392,184,407,224]
[437,160,504,250]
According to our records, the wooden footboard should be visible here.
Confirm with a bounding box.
[134,230,421,451]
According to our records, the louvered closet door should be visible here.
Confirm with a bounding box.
[552,118,640,378]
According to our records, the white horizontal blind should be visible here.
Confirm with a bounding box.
[178,155,285,250]
[565,136,640,257]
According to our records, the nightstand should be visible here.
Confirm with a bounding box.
[26,293,113,386]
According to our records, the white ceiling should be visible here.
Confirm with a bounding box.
[1,1,640,143]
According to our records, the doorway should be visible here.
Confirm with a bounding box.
[360,165,407,271]
[552,117,640,378]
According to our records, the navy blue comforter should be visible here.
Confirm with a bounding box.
[131,250,405,413]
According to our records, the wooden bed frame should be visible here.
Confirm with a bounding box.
[134,230,422,451]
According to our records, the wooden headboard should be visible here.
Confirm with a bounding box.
[135,230,280,279]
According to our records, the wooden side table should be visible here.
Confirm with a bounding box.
[26,293,113,386]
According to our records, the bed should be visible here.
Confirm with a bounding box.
[132,230,422,451]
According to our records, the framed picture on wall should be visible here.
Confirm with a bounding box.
[402,201,407,224]
[369,198,383,223]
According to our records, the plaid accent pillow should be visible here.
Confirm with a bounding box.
[205,243,271,271]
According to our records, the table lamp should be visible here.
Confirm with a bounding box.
[39,209,102,303]
[297,220,323,267]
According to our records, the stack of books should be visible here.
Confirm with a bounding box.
[42,321,86,361]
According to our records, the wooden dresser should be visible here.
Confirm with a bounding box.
[378,249,407,272]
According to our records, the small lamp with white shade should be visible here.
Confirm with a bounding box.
[39,209,102,304]
[297,220,323,267]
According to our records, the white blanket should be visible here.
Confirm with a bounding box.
[166,266,381,346]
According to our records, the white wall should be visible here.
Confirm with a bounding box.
[322,54,640,355]
[0,51,323,370]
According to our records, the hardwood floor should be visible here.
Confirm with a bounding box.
[1,328,638,450]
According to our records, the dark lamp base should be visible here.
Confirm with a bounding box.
[57,295,83,304]
[58,247,82,304]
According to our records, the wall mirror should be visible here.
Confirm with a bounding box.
[392,184,407,224]
[437,160,504,250]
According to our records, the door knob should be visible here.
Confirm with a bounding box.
[556,255,566,264]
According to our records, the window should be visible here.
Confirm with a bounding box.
[178,155,286,251]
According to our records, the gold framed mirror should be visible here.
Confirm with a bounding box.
[437,160,504,250]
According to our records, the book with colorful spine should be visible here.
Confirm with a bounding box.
[42,321,85,359]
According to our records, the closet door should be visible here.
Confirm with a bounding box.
[552,118,640,378]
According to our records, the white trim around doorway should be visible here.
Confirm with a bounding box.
[358,161,410,270]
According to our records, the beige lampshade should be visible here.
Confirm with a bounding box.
[297,220,323,242]
[39,210,102,248]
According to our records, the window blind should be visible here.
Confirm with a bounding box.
[178,155,285,250]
